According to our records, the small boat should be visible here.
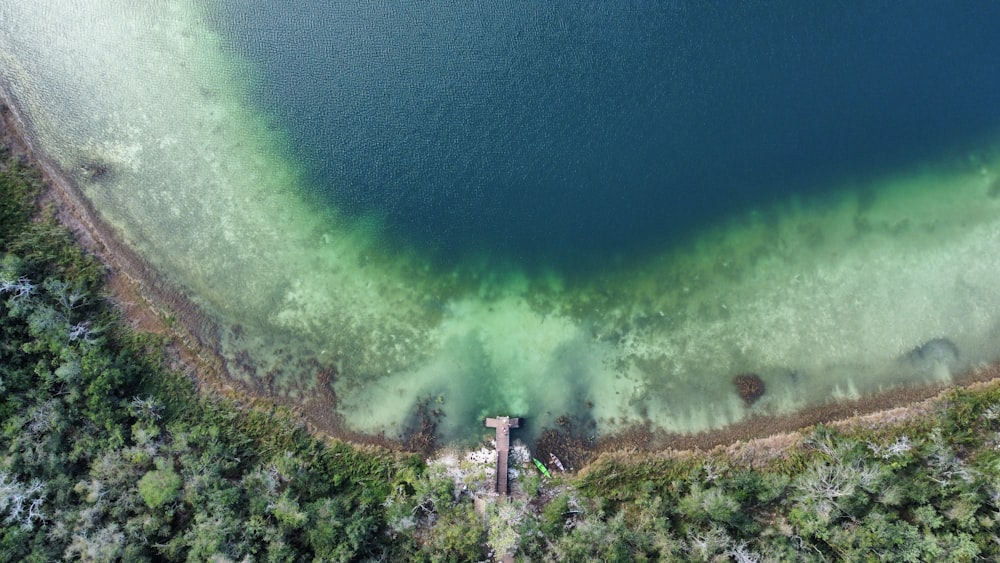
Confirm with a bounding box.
[549,453,566,472]
[533,458,552,478]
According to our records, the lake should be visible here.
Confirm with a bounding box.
[3,1,1000,445]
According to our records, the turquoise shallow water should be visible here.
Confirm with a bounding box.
[3,1,1000,445]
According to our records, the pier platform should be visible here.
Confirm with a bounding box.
[484,416,520,496]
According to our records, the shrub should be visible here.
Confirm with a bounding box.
[137,466,181,509]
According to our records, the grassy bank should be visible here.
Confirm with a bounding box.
[4,139,1000,561]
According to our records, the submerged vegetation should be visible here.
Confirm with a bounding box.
[4,143,1000,561]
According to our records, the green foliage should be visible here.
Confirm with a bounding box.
[540,492,573,538]
[305,496,382,562]
[576,454,698,503]
[520,469,542,497]
[422,503,485,562]
[0,157,40,245]
[550,510,659,562]
[137,465,182,509]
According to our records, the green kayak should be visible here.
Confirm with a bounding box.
[533,458,552,478]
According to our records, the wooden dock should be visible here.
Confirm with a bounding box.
[484,416,520,496]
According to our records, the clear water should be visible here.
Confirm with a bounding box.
[3,1,1000,444]
[214,1,1000,272]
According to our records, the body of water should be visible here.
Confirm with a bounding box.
[215,2,1000,271]
[3,1,1000,445]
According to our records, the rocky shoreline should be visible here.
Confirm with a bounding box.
[4,93,999,463]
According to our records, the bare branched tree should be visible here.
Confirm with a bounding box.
[0,472,46,530]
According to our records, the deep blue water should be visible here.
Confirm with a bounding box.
[214,2,1000,271]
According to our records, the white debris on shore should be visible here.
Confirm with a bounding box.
[428,441,534,497]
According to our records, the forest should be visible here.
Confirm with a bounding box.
[4,140,1000,561]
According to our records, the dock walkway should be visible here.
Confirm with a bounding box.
[484,416,520,496]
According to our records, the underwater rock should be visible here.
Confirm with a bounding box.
[733,373,766,407]
[902,337,960,376]
[78,158,112,182]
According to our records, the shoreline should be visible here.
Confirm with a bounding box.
[4,93,999,462]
